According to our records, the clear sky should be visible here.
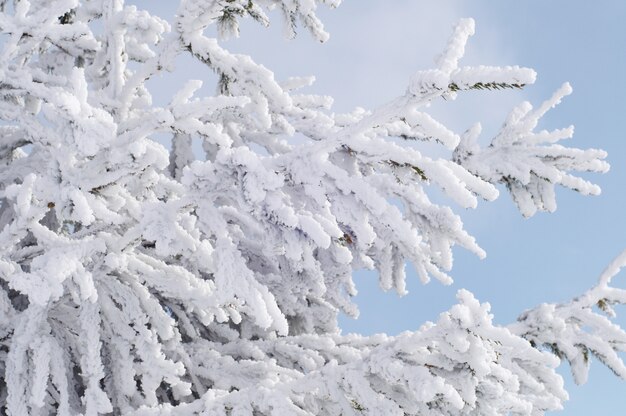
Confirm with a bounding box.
[142,1,626,413]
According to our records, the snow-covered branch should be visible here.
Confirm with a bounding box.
[510,250,626,385]
[130,290,566,416]
[453,83,609,217]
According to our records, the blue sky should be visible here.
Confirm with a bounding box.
[143,1,626,413]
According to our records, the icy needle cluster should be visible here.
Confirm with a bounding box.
[0,1,619,415]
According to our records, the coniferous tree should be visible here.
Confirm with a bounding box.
[0,1,622,415]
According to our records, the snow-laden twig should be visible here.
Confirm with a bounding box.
[510,250,626,385]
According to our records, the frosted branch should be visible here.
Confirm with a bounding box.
[510,249,626,384]
[454,83,609,217]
